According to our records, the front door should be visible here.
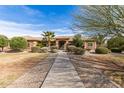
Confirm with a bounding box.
[59,41,66,50]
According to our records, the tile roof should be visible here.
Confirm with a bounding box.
[23,36,42,41]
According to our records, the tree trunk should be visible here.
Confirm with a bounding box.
[1,47,4,52]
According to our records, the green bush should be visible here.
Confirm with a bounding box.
[31,47,48,53]
[67,45,76,52]
[95,47,110,54]
[40,47,48,53]
[111,48,122,53]
[51,46,57,49]
[31,47,41,53]
[120,45,124,51]
[107,36,124,49]
[74,47,85,55]
[10,37,27,51]
[36,42,45,48]
[0,35,8,51]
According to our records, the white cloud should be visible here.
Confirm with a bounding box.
[50,28,74,36]
[0,20,44,38]
[0,20,74,38]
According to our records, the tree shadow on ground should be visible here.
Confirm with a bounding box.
[69,54,124,88]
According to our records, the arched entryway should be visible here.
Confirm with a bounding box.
[55,37,69,50]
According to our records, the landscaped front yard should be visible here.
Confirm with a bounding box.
[0,52,48,87]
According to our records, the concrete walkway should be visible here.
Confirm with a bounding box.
[41,51,84,88]
[7,51,84,88]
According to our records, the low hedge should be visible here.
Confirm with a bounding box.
[40,47,48,53]
[67,45,85,55]
[67,45,76,52]
[95,47,110,54]
[74,47,85,55]
[111,48,122,53]
[31,47,48,53]
[31,47,41,53]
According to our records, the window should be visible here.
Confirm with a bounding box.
[88,42,93,46]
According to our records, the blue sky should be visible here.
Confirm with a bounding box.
[0,5,77,37]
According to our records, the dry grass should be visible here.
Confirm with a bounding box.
[81,54,124,66]
[81,53,124,87]
[0,52,48,87]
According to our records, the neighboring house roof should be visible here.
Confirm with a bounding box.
[23,36,42,41]
[55,36,73,41]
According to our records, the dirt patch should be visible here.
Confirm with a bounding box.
[69,53,124,87]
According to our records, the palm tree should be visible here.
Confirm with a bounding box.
[41,31,55,48]
[92,33,106,47]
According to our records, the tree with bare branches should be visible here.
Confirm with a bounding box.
[72,5,124,37]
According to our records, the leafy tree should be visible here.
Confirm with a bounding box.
[41,31,55,48]
[73,34,83,47]
[72,5,124,36]
[107,35,124,49]
[10,37,28,51]
[0,35,8,51]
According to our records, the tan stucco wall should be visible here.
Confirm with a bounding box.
[28,41,38,48]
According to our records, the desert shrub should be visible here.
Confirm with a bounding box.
[67,45,76,52]
[95,47,110,54]
[0,35,8,51]
[74,47,85,55]
[51,46,57,49]
[111,48,122,53]
[31,47,41,53]
[10,37,27,51]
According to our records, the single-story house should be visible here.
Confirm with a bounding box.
[23,36,97,50]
